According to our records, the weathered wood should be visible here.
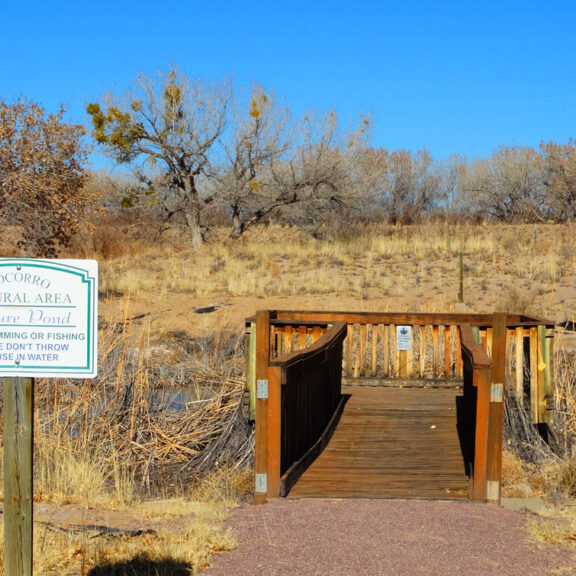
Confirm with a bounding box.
[254,310,271,504]
[419,325,426,377]
[371,324,378,377]
[460,323,491,501]
[444,325,451,377]
[359,324,367,377]
[346,324,354,375]
[530,326,538,421]
[381,324,390,377]
[281,394,348,496]
[3,377,34,576]
[287,387,469,500]
[247,322,256,420]
[267,364,282,497]
[487,313,506,504]
[250,310,556,504]
[515,327,524,398]
[432,325,440,376]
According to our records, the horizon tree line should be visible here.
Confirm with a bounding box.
[1,66,576,256]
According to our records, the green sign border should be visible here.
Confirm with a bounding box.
[0,259,97,377]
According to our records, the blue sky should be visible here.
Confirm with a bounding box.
[1,0,575,168]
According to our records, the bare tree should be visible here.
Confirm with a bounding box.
[88,69,373,243]
[374,149,439,224]
[87,68,232,248]
[463,146,546,222]
[540,139,576,221]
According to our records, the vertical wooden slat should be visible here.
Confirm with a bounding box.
[279,326,289,354]
[515,327,524,398]
[455,326,463,377]
[485,327,493,357]
[298,325,307,350]
[419,325,426,378]
[506,329,514,389]
[371,324,378,377]
[450,325,459,377]
[346,324,354,377]
[381,324,390,377]
[254,310,271,504]
[536,325,548,424]
[270,324,277,359]
[406,331,413,377]
[391,324,399,376]
[432,325,440,377]
[353,324,361,377]
[530,326,538,421]
[312,325,322,343]
[359,324,367,377]
[444,325,451,377]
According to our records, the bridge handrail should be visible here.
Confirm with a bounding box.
[460,323,491,501]
[460,317,508,503]
[253,313,347,501]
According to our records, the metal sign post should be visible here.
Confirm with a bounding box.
[1,259,98,575]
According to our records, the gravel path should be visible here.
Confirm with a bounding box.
[204,499,575,576]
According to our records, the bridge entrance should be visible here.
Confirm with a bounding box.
[245,311,555,504]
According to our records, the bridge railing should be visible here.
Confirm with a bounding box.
[246,311,554,423]
[247,310,555,502]
[252,310,347,502]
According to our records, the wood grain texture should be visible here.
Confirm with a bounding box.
[287,386,469,500]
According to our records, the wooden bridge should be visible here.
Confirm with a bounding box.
[245,311,555,504]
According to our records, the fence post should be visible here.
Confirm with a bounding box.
[267,364,282,497]
[487,313,506,504]
[3,376,34,576]
[254,310,271,504]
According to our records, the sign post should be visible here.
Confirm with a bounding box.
[1,259,98,575]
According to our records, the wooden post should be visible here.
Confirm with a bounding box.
[487,313,506,504]
[3,376,34,576]
[458,251,464,303]
[536,325,548,424]
[254,311,271,504]
[529,326,538,422]
[267,364,282,497]
[472,367,491,501]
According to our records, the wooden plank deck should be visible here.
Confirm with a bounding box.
[286,385,470,500]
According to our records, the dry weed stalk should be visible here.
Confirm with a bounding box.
[1,315,253,503]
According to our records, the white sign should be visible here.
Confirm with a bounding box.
[396,325,412,351]
[0,259,98,378]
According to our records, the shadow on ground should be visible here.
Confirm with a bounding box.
[87,559,193,575]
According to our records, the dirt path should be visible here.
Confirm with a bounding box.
[204,499,576,576]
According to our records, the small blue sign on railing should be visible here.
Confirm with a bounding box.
[0,258,98,378]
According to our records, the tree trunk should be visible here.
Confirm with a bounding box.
[181,178,205,249]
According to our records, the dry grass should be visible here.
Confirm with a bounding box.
[93,223,576,322]
[3,222,576,571]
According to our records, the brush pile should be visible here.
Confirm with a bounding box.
[29,323,254,496]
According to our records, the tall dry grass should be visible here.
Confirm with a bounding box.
[92,223,576,318]
[1,314,251,575]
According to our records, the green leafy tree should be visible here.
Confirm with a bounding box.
[0,98,91,256]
